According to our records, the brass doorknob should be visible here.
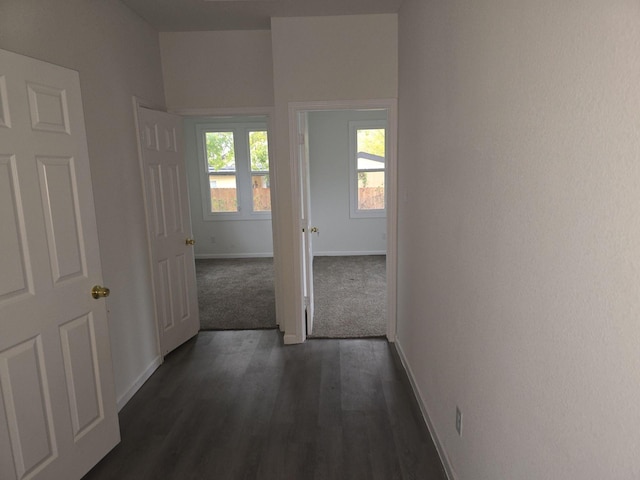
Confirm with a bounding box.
[310,227,319,233]
[91,285,110,299]
[185,238,196,246]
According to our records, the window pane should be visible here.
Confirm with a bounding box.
[206,131,236,172]
[251,174,271,212]
[356,128,385,211]
[249,131,270,212]
[357,171,385,210]
[206,131,237,212]
[209,174,237,212]
[356,128,385,169]
[249,131,269,172]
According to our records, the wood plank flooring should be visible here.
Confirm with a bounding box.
[83,330,447,480]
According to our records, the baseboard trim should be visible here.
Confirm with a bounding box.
[116,355,163,411]
[395,339,457,480]
[283,333,303,345]
[195,253,274,259]
[312,250,386,257]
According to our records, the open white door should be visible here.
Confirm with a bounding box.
[137,107,200,356]
[298,112,316,336]
[0,49,120,479]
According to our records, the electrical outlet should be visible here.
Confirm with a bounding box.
[456,406,463,436]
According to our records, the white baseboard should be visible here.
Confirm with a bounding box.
[395,339,457,480]
[195,253,274,259]
[312,250,386,256]
[116,355,163,411]
[283,333,302,344]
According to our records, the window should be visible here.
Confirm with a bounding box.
[349,120,386,218]
[206,131,237,212]
[197,121,271,220]
[248,130,271,212]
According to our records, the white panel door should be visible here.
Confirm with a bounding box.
[0,49,119,480]
[298,112,315,335]
[137,107,199,356]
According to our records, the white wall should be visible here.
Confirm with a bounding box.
[397,0,640,479]
[183,116,273,258]
[308,110,386,255]
[0,0,165,406]
[271,14,398,342]
[159,30,274,110]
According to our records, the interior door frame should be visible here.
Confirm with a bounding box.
[297,111,315,335]
[163,106,281,332]
[288,99,398,343]
[132,96,171,361]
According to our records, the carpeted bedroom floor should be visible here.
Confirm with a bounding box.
[196,258,277,330]
[195,255,386,337]
[309,255,386,338]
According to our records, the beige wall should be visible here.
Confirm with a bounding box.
[0,0,165,406]
[397,0,640,478]
[270,14,398,340]
[160,30,274,110]
[271,15,397,103]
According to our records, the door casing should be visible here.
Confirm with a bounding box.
[173,106,280,327]
[287,99,398,344]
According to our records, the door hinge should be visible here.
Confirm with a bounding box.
[298,133,305,145]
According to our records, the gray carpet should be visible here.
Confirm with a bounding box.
[196,258,277,330]
[310,255,386,338]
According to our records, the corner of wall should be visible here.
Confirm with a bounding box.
[394,338,457,480]
[116,355,163,411]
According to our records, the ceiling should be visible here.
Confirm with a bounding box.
[119,0,403,31]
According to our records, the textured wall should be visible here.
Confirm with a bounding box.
[160,30,274,110]
[397,0,640,478]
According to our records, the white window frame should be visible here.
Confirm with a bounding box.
[196,120,271,221]
[349,119,387,218]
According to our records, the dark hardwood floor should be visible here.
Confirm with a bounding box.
[83,330,447,480]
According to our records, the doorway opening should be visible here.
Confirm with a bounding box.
[182,113,278,331]
[290,100,398,343]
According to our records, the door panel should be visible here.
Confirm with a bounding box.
[27,82,70,134]
[0,337,57,479]
[158,258,173,330]
[0,155,31,301]
[38,156,85,282]
[175,253,190,321]
[148,164,165,237]
[59,314,103,440]
[0,48,119,480]
[138,107,199,356]
[165,163,183,233]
